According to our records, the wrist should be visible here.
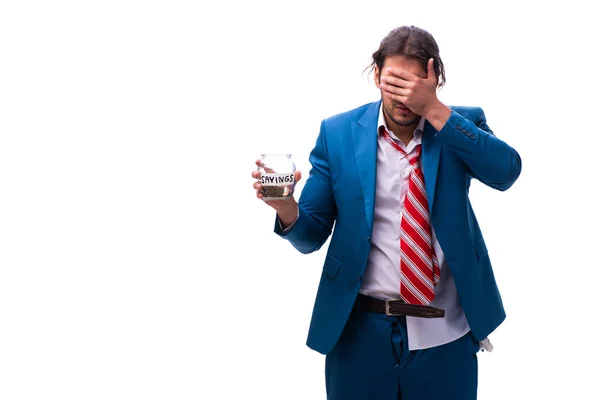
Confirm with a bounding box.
[423,100,451,132]
[276,199,299,229]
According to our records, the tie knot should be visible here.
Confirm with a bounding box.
[408,144,422,166]
[380,127,422,167]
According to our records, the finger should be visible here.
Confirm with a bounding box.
[427,58,436,82]
[380,83,411,96]
[382,91,408,103]
[380,74,413,89]
[295,170,302,182]
[255,159,265,167]
[252,170,261,179]
[253,182,262,190]
[256,191,264,199]
[385,67,418,82]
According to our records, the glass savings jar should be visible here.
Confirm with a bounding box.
[257,154,296,201]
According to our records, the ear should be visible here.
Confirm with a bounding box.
[374,66,381,88]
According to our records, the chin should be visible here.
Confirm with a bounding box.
[393,114,419,126]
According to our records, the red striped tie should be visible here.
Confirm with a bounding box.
[381,128,440,305]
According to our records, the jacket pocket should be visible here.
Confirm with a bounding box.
[474,238,488,260]
[323,255,343,279]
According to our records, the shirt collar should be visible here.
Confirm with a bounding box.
[378,103,424,142]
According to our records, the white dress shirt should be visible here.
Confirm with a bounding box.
[359,105,471,350]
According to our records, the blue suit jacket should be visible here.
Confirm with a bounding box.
[275,101,522,355]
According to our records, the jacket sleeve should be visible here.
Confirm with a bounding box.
[274,120,337,254]
[435,107,522,191]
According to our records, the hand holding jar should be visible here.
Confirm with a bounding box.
[252,154,302,228]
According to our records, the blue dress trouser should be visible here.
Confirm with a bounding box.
[325,299,480,399]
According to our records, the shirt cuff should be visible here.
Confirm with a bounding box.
[480,337,494,352]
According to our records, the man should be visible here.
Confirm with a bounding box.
[252,25,521,399]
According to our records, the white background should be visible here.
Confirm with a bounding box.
[1,1,599,399]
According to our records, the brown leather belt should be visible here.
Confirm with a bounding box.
[358,293,445,318]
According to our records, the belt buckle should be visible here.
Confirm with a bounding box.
[385,299,397,316]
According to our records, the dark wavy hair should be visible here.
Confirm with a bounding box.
[366,26,446,87]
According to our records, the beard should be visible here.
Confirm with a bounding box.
[383,103,420,127]
[390,113,420,127]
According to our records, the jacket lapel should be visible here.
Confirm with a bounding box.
[351,101,380,231]
[421,121,442,213]
[351,102,442,229]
